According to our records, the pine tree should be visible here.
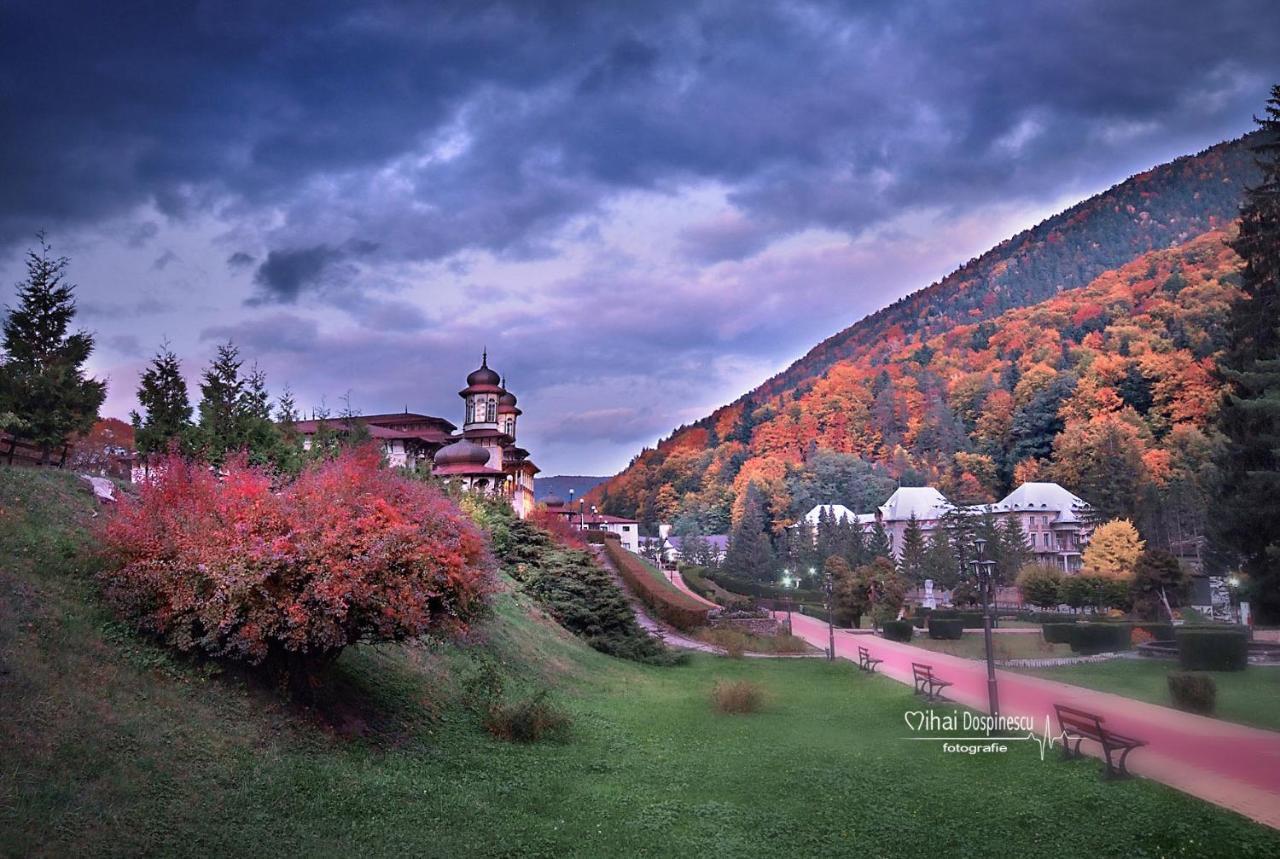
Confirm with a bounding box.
[898,514,927,584]
[131,343,192,455]
[0,236,106,463]
[867,520,893,561]
[197,341,247,463]
[724,483,776,581]
[1213,86,1280,622]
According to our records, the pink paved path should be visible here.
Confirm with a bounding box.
[783,612,1280,829]
[669,570,720,609]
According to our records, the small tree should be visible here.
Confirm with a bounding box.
[867,520,892,561]
[1016,563,1064,609]
[1058,575,1092,612]
[833,557,904,629]
[0,236,106,463]
[898,514,927,584]
[1082,519,1144,580]
[131,343,193,455]
[1131,549,1191,621]
[724,483,776,581]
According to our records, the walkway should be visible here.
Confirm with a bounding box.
[669,570,720,609]
[784,612,1280,829]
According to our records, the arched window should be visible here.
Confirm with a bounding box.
[466,397,476,424]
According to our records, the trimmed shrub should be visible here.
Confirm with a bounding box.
[601,536,710,631]
[957,612,985,629]
[882,620,913,642]
[928,617,963,640]
[1034,612,1077,624]
[1167,672,1217,715]
[712,679,765,714]
[100,449,494,677]
[1042,623,1077,644]
[932,609,959,620]
[1068,623,1133,655]
[1175,626,1250,671]
[911,608,932,629]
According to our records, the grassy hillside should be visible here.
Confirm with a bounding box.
[3,467,1279,857]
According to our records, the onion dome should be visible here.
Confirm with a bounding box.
[497,389,519,414]
[466,351,501,388]
[433,439,491,467]
[542,495,565,508]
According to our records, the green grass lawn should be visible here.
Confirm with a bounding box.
[1018,658,1280,733]
[910,632,1074,661]
[4,467,1280,857]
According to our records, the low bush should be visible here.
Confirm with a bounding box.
[602,536,710,631]
[1033,612,1077,624]
[910,608,932,628]
[881,620,913,642]
[705,572,823,604]
[928,618,963,640]
[1167,671,1217,715]
[1175,626,1250,671]
[100,449,494,684]
[1134,623,1175,643]
[1068,623,1133,655]
[932,609,959,620]
[956,612,985,629]
[711,679,765,714]
[1042,623,1077,644]
[484,691,572,743]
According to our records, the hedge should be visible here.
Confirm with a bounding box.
[957,612,985,629]
[1042,623,1076,644]
[928,617,964,640]
[882,620,913,642]
[911,608,931,629]
[601,537,710,631]
[1032,612,1078,624]
[705,572,823,604]
[1175,626,1250,671]
[1068,623,1133,655]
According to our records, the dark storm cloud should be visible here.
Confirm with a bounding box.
[4,1,1277,260]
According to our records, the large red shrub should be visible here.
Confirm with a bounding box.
[100,447,495,668]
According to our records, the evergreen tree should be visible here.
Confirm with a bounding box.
[197,341,247,463]
[0,236,106,463]
[867,520,892,561]
[724,483,776,581]
[843,518,868,569]
[1212,86,1280,622]
[921,531,959,589]
[898,514,928,584]
[996,514,1030,587]
[131,343,192,455]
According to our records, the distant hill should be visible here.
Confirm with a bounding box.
[590,134,1258,546]
[535,475,609,502]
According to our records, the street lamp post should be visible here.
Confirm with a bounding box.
[823,571,835,662]
[972,537,1000,722]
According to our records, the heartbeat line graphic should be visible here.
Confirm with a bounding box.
[902,716,1073,761]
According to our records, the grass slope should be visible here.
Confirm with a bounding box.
[3,467,1279,857]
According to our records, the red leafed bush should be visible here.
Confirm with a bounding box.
[525,506,587,549]
[99,447,495,672]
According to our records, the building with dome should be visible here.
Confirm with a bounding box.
[291,352,539,516]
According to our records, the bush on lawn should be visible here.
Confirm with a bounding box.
[1068,623,1133,655]
[602,536,710,631]
[712,679,765,714]
[881,620,913,642]
[100,449,494,683]
[956,612,985,629]
[1175,626,1250,671]
[1033,612,1077,624]
[928,617,963,640]
[911,608,932,628]
[1167,671,1217,715]
[484,690,573,743]
[1042,623,1077,644]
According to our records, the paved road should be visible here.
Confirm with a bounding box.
[784,611,1280,829]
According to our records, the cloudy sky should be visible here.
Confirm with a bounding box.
[2,1,1277,475]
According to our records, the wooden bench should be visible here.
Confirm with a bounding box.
[1054,704,1147,779]
[857,646,883,673]
[911,662,952,701]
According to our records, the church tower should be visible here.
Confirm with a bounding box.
[497,379,521,440]
[459,350,502,431]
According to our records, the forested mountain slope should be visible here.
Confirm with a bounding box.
[592,135,1254,552]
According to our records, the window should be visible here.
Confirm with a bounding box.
[622,525,631,531]
[1030,533,1037,548]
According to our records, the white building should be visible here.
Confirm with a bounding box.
[801,481,1092,572]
